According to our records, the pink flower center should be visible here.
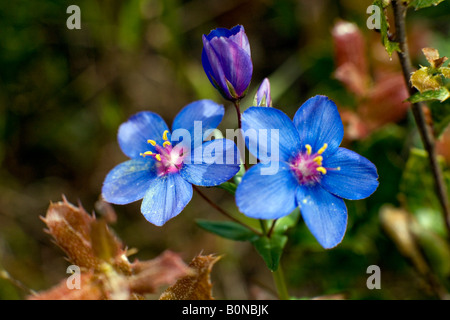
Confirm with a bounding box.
[140,130,187,176]
[290,143,339,185]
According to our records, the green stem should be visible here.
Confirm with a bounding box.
[272,264,290,300]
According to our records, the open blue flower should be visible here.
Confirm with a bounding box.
[235,95,379,249]
[102,99,240,226]
[202,25,253,101]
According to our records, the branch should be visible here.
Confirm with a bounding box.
[391,0,450,235]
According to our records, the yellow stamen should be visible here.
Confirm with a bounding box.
[305,144,312,155]
[141,151,153,157]
[313,156,323,165]
[317,143,328,155]
[316,167,327,174]
[155,154,162,161]
[163,141,171,148]
[162,130,169,141]
[337,166,341,171]
[147,139,156,146]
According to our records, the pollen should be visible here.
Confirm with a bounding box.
[162,130,169,141]
[147,139,156,146]
[305,144,312,155]
[313,156,323,165]
[316,167,327,174]
[155,154,162,161]
[317,143,328,155]
[163,141,171,148]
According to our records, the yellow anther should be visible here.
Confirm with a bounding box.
[316,167,327,174]
[313,156,323,165]
[163,141,171,148]
[142,151,153,156]
[147,139,156,146]
[337,166,341,171]
[162,130,169,141]
[317,143,328,155]
[305,144,312,155]
[155,154,162,161]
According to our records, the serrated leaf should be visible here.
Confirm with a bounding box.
[159,254,221,300]
[440,67,450,78]
[410,67,444,93]
[373,0,401,57]
[407,87,450,103]
[196,219,258,242]
[251,234,288,271]
[408,0,444,10]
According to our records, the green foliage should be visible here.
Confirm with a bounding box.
[251,234,288,272]
[373,0,401,57]
[408,0,445,10]
[195,220,258,242]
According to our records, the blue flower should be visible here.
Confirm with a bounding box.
[202,25,253,101]
[102,99,241,226]
[235,95,379,249]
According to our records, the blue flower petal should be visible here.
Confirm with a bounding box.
[321,147,379,200]
[293,95,344,159]
[102,158,157,205]
[171,99,224,150]
[202,41,229,98]
[297,184,348,249]
[180,138,241,187]
[207,36,253,97]
[236,161,298,219]
[141,173,193,226]
[118,111,170,159]
[241,107,302,163]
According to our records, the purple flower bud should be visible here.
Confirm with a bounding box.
[254,78,272,107]
[202,25,253,101]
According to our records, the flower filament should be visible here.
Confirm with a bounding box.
[140,130,185,176]
[291,143,339,185]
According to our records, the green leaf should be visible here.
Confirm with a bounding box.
[251,234,288,271]
[407,0,444,10]
[373,0,401,57]
[274,210,300,234]
[407,87,450,103]
[216,182,237,195]
[196,219,258,242]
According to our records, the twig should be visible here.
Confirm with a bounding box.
[391,0,450,235]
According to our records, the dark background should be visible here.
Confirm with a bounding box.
[1,0,450,299]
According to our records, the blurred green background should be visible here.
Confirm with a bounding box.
[1,0,450,299]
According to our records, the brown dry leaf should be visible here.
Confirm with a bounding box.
[422,47,448,68]
[129,250,193,295]
[379,205,430,275]
[35,197,193,300]
[159,254,221,300]
[42,196,101,269]
[29,271,105,300]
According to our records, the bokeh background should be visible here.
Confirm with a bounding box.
[1,0,450,299]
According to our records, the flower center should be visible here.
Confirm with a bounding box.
[140,130,186,176]
[290,143,340,185]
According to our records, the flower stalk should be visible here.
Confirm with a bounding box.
[391,0,450,235]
